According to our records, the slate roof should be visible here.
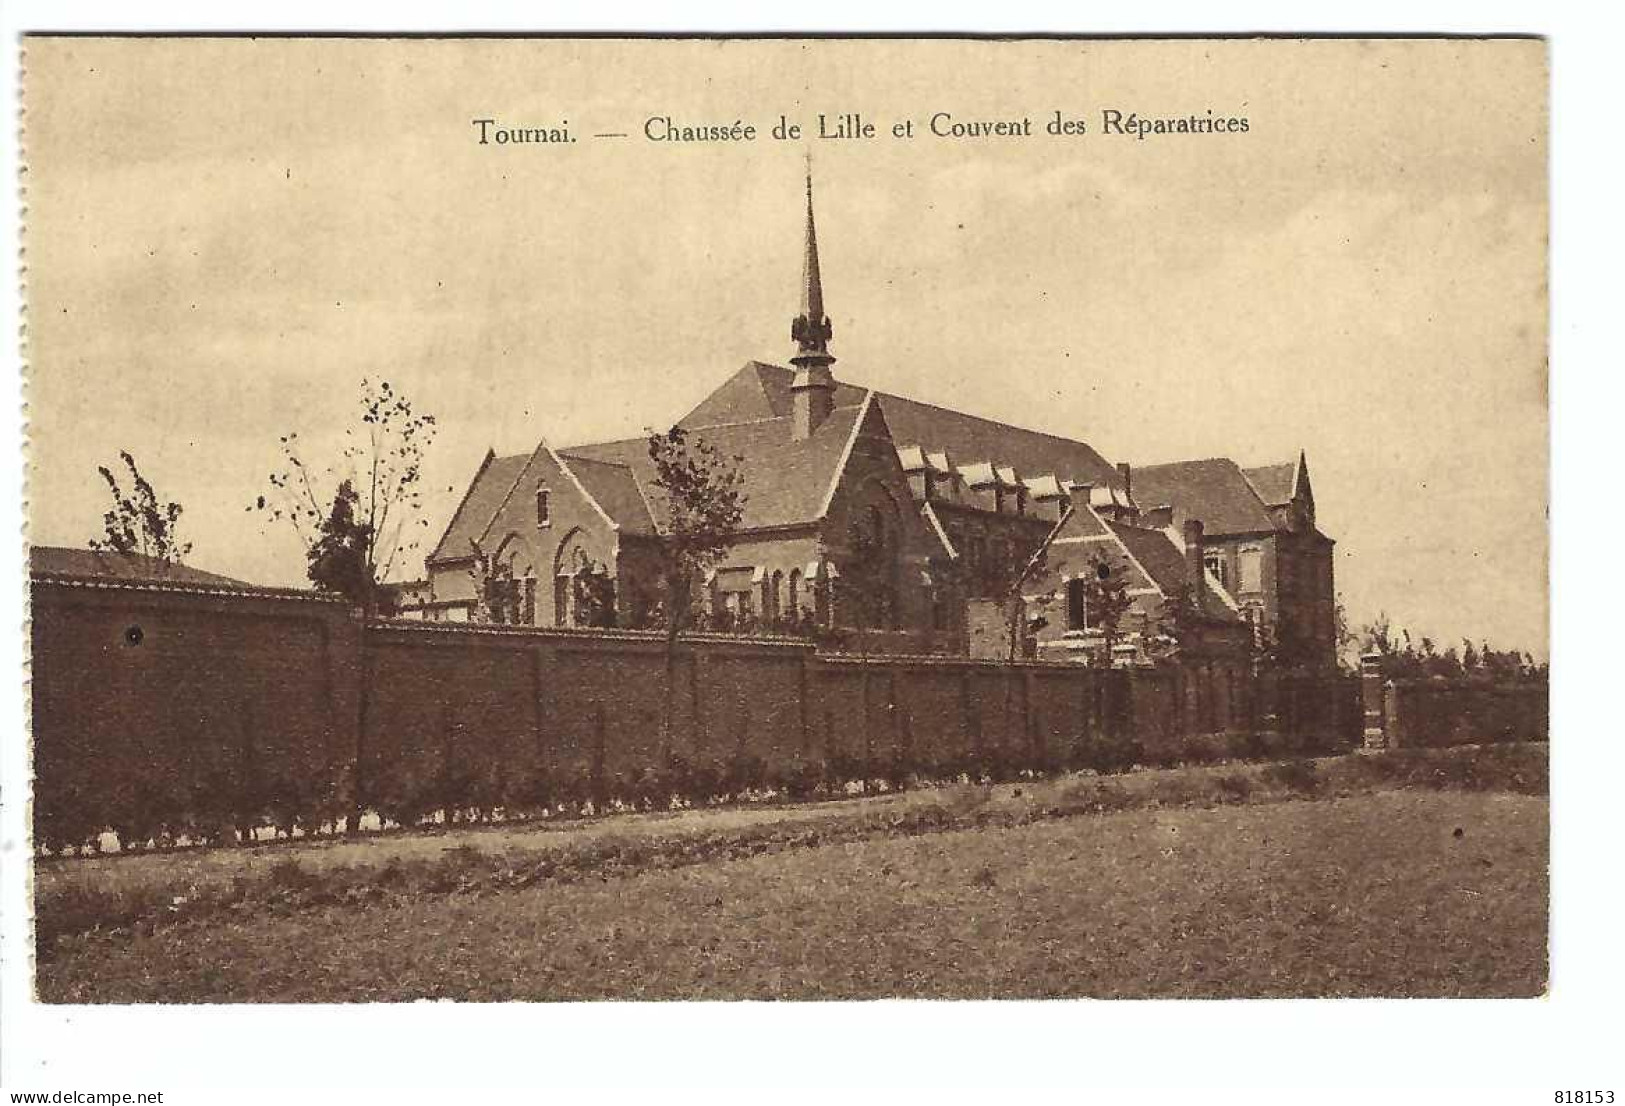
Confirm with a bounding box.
[679,362,1123,491]
[1243,461,1297,506]
[1129,458,1278,536]
[30,546,252,588]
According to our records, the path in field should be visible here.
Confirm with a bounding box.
[40,789,1548,1001]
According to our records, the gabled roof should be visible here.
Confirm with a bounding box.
[1130,457,1278,536]
[678,362,1122,492]
[1019,506,1241,624]
[562,400,867,532]
[428,450,534,562]
[559,454,656,536]
[1106,521,1188,597]
[1242,461,1297,506]
[30,546,252,588]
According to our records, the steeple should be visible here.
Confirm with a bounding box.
[790,164,836,440]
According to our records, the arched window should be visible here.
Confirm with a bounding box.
[788,569,802,625]
[770,570,784,625]
[535,485,551,528]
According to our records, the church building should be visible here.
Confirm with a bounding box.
[415,175,1337,671]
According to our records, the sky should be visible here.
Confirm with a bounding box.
[22,37,1548,655]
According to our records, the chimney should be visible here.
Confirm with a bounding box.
[1183,518,1206,613]
[1117,462,1132,500]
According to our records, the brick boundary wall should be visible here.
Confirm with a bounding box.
[1357,652,1548,752]
[30,576,1358,853]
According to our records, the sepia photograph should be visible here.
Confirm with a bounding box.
[17,33,1551,1012]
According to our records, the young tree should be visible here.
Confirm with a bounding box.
[1080,553,1133,666]
[941,536,1046,662]
[252,378,437,614]
[467,544,520,624]
[645,425,747,743]
[830,517,894,786]
[89,451,192,567]
[1149,583,1204,665]
[251,378,437,834]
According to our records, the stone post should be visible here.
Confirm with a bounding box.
[1360,651,1388,753]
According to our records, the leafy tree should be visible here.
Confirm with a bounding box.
[89,451,192,567]
[833,516,896,642]
[1360,611,1397,656]
[252,378,437,614]
[1333,600,1358,669]
[645,425,747,743]
[570,549,617,629]
[305,479,373,608]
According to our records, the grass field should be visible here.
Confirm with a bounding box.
[36,749,1548,1001]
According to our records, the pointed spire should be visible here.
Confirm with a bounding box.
[791,157,834,361]
[800,165,825,327]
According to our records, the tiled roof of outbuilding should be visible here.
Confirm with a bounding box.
[29,546,253,588]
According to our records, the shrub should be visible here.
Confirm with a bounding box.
[1178,733,1232,765]
[1087,729,1143,775]
[1261,757,1320,797]
[778,757,825,801]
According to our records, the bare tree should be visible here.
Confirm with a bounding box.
[250,378,437,834]
[251,378,437,613]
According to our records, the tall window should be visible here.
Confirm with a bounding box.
[1066,577,1089,631]
[1238,546,1263,593]
[788,569,802,624]
[1204,551,1227,587]
[769,570,783,625]
[536,485,551,528]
